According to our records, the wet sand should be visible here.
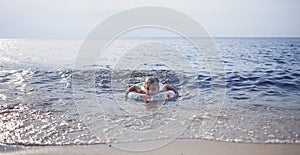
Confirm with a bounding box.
[2,139,300,155]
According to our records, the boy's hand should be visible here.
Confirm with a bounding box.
[173,89,179,97]
[142,94,151,102]
[162,84,178,97]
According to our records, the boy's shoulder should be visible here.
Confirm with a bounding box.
[136,82,145,87]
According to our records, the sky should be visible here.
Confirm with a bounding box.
[0,0,299,38]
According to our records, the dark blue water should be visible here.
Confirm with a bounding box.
[0,38,299,146]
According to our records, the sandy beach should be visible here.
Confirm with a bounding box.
[1,139,299,155]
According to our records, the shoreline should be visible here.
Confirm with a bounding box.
[2,139,300,155]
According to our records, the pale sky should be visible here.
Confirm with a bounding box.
[0,0,299,38]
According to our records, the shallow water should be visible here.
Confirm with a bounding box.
[0,38,300,146]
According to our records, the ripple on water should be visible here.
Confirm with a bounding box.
[1,38,300,146]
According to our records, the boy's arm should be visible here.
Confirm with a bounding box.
[125,86,145,99]
[161,84,179,96]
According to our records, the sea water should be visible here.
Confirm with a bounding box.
[0,38,299,146]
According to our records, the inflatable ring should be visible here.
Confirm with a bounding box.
[127,82,176,102]
[128,90,176,102]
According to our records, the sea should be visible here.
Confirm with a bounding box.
[0,37,299,149]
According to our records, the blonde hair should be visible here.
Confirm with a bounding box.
[145,76,159,90]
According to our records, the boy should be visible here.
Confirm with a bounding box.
[125,76,178,101]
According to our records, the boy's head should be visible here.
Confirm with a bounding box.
[144,76,160,96]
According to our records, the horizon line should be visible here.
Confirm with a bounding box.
[1,36,300,40]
